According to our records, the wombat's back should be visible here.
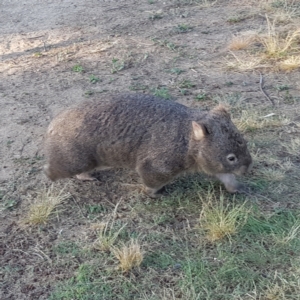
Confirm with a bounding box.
[44,94,195,180]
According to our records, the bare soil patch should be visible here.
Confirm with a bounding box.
[1,1,300,299]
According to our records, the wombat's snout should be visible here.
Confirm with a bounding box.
[234,158,253,176]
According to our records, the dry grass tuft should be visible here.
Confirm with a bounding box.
[24,185,70,225]
[264,283,286,300]
[281,137,300,156]
[251,149,281,166]
[259,167,286,181]
[234,110,289,133]
[273,220,300,245]
[93,221,127,252]
[225,14,300,71]
[93,201,126,252]
[273,10,293,24]
[279,159,294,171]
[278,55,300,71]
[112,239,144,272]
[259,0,299,22]
[199,191,249,242]
[228,33,256,50]
[258,15,300,58]
[225,52,262,71]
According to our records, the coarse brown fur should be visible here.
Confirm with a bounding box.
[44,94,252,197]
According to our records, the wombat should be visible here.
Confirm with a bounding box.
[44,93,252,197]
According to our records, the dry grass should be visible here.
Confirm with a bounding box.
[199,191,250,242]
[278,55,300,71]
[199,0,218,8]
[259,167,286,181]
[228,33,256,50]
[273,10,294,24]
[234,110,290,133]
[262,269,300,300]
[281,137,300,156]
[273,220,300,245]
[258,0,298,14]
[251,150,280,165]
[225,52,262,71]
[258,15,300,58]
[93,201,126,252]
[24,185,70,225]
[112,239,144,272]
[93,221,127,252]
[279,158,294,171]
[264,283,286,300]
[225,14,300,71]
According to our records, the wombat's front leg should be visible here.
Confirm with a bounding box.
[143,186,164,198]
[137,162,172,198]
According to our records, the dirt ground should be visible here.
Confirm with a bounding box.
[1,0,300,299]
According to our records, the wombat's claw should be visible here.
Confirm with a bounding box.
[224,183,251,195]
[76,173,97,181]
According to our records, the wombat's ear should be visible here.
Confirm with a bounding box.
[192,121,209,140]
[212,104,231,119]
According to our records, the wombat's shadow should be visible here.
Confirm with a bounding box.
[91,169,226,197]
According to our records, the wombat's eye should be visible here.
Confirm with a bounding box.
[227,154,237,164]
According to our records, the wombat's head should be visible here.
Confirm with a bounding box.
[191,105,252,177]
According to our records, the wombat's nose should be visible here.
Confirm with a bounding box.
[236,163,252,176]
[247,160,253,173]
[237,165,247,176]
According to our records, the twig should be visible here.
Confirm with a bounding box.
[12,249,30,255]
[27,35,46,40]
[259,73,275,106]
[71,196,86,218]
[241,190,276,204]
[33,247,52,264]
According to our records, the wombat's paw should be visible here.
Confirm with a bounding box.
[236,183,252,195]
[143,186,162,199]
[76,172,97,181]
[43,164,57,181]
[224,182,251,194]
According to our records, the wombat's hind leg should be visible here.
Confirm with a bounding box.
[137,161,172,198]
[43,164,57,181]
[76,172,97,181]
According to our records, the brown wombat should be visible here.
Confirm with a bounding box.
[44,93,252,197]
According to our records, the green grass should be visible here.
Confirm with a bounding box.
[152,38,179,51]
[168,67,184,75]
[48,176,300,299]
[111,58,125,73]
[49,205,300,299]
[89,75,100,84]
[53,241,82,256]
[175,24,193,33]
[72,64,84,73]
[178,79,196,89]
[129,83,148,91]
[152,87,171,99]
[195,93,208,101]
